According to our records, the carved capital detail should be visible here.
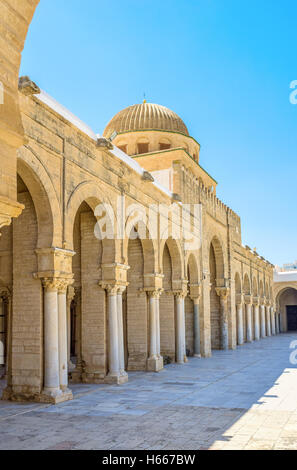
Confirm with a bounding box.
[42,277,73,293]
[173,290,187,300]
[147,288,163,299]
[215,287,230,300]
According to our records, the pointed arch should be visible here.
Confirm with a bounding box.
[160,237,183,281]
[66,181,117,263]
[17,148,61,248]
[209,236,225,285]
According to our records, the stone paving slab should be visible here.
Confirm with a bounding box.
[0,333,297,450]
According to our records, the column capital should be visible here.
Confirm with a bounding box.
[260,297,266,306]
[99,281,126,295]
[244,294,253,305]
[42,277,73,293]
[253,296,260,306]
[146,288,163,299]
[173,290,187,299]
[215,287,230,300]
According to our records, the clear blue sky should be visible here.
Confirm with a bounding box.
[20,0,297,266]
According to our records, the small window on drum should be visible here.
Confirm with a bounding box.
[137,143,149,154]
[118,145,127,153]
[159,143,171,150]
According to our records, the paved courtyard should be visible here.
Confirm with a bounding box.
[1,333,297,450]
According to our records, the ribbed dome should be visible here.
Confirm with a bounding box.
[103,102,189,138]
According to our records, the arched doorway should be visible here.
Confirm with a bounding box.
[0,173,44,398]
[71,200,105,382]
[186,253,200,357]
[160,243,175,363]
[277,288,297,332]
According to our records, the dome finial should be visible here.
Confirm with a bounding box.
[143,92,147,104]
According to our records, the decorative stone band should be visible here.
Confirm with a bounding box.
[260,296,266,306]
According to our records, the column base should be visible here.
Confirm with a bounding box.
[184,355,188,363]
[40,387,73,404]
[147,356,164,372]
[105,373,128,385]
[2,386,73,404]
[194,353,201,358]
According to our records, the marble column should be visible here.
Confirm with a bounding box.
[236,295,244,346]
[216,287,230,350]
[58,280,72,394]
[245,296,253,343]
[175,292,186,363]
[192,296,201,357]
[253,298,260,341]
[275,312,280,335]
[147,290,163,371]
[271,306,276,335]
[266,304,272,336]
[66,286,75,370]
[42,279,62,399]
[260,301,266,338]
[0,297,4,366]
[117,286,128,377]
[107,285,121,382]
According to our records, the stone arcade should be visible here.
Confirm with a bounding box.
[0,80,277,404]
[0,1,278,405]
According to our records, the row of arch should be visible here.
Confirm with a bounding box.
[0,151,276,402]
[235,272,273,300]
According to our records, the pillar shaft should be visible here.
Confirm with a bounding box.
[58,287,69,391]
[117,288,126,376]
[246,302,253,343]
[193,298,201,357]
[260,304,266,338]
[275,313,280,335]
[236,302,244,345]
[216,288,230,351]
[271,307,276,335]
[43,282,61,397]
[149,295,157,359]
[175,294,186,363]
[266,306,272,336]
[156,297,161,357]
[107,288,120,377]
[147,290,163,372]
[254,304,260,340]
[0,298,4,366]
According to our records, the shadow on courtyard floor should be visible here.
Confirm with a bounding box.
[1,332,297,450]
